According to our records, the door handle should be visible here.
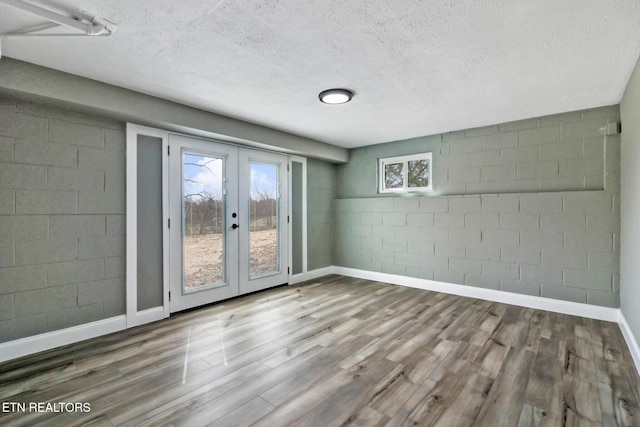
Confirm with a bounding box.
[231,224,239,230]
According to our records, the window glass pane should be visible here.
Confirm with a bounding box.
[250,162,279,278]
[408,159,429,188]
[384,163,404,189]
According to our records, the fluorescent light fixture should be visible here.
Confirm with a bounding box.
[0,0,117,37]
[319,88,353,104]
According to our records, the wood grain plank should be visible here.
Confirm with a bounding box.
[562,377,603,425]
[517,404,562,427]
[0,275,638,427]
[473,347,536,427]
[368,367,419,417]
[524,338,565,418]
[341,406,389,427]
[289,359,403,427]
[431,372,494,427]
[259,335,375,408]
[206,396,274,427]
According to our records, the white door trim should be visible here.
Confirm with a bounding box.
[125,123,170,327]
[288,156,308,283]
[168,134,241,312]
[167,134,290,312]
[127,125,295,321]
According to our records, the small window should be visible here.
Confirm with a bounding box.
[379,153,432,193]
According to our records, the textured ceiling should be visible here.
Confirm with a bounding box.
[1,0,640,148]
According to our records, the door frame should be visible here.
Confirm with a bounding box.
[169,136,289,312]
[125,124,171,327]
[126,125,305,322]
[288,156,308,283]
[238,148,290,295]
[168,134,242,312]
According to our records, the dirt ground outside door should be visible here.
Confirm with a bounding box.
[183,229,278,289]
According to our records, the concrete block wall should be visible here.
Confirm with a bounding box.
[337,105,620,198]
[0,95,126,342]
[334,105,621,307]
[334,191,619,307]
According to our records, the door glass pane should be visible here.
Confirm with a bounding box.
[384,162,404,189]
[408,159,429,188]
[182,153,225,291]
[249,162,279,278]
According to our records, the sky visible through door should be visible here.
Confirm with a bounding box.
[182,153,225,290]
[181,154,280,288]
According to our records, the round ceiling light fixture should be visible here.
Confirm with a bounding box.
[318,88,353,104]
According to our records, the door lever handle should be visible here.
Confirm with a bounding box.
[231,224,239,230]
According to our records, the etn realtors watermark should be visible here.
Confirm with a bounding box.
[2,402,91,413]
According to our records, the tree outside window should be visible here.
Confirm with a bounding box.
[379,153,432,193]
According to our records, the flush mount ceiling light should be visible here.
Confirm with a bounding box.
[319,88,354,104]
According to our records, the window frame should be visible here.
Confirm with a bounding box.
[378,152,433,194]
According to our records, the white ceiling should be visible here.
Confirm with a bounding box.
[1,0,640,148]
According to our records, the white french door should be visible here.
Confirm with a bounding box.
[169,134,288,312]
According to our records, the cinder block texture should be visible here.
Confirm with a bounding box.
[334,190,619,307]
[333,105,620,308]
[337,105,619,198]
[0,96,126,343]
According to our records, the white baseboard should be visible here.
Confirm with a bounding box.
[0,315,127,364]
[333,266,619,322]
[289,266,336,285]
[618,311,640,376]
[134,306,166,326]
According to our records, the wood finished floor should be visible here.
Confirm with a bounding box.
[1,275,639,427]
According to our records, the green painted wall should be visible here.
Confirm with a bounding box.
[620,55,640,344]
[307,159,337,270]
[337,106,618,199]
[333,106,620,307]
[0,94,126,342]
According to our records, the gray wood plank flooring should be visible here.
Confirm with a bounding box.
[1,275,639,426]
